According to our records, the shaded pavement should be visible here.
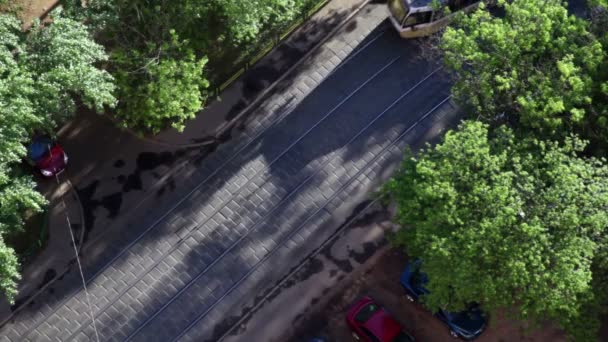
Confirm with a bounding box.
[0,2,458,341]
[0,0,369,333]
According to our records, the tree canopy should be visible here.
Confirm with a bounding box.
[385,121,608,340]
[441,0,605,140]
[61,0,321,133]
[0,12,114,302]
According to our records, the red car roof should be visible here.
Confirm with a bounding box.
[347,297,404,342]
[36,144,66,174]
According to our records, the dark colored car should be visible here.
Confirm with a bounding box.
[346,296,415,342]
[27,136,68,177]
[435,304,486,340]
[400,261,486,340]
[400,260,429,303]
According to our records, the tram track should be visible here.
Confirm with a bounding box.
[82,47,445,340]
[0,2,466,341]
[170,94,454,342]
[22,33,408,341]
[120,68,444,342]
[213,97,457,342]
[215,197,382,342]
[328,23,389,77]
[76,53,444,341]
[67,58,409,342]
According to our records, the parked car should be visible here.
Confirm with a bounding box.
[26,136,68,177]
[435,304,486,340]
[400,260,486,340]
[346,296,415,342]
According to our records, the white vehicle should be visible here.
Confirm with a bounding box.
[388,0,481,38]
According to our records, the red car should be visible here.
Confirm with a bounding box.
[346,296,415,342]
[26,136,68,177]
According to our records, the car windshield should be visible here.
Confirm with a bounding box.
[392,331,415,342]
[355,303,380,323]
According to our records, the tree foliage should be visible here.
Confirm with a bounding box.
[384,121,608,341]
[441,0,604,139]
[113,41,209,133]
[61,0,321,133]
[590,0,608,140]
[0,12,114,302]
[62,0,212,133]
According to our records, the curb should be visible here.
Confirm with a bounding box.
[68,179,87,256]
[0,178,86,327]
[94,114,218,150]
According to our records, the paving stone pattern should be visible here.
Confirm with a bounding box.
[0,5,459,342]
[179,98,458,342]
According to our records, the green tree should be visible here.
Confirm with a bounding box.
[0,174,46,302]
[210,0,312,44]
[25,13,116,125]
[61,0,320,133]
[0,12,114,302]
[113,41,209,133]
[441,0,604,138]
[589,1,608,148]
[62,0,211,133]
[384,121,608,341]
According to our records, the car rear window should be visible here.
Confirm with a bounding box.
[355,303,379,323]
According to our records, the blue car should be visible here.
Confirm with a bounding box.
[400,260,486,340]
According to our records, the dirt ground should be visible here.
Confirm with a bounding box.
[289,249,569,342]
[7,0,58,27]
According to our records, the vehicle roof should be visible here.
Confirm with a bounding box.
[364,309,402,341]
[27,136,54,161]
[347,297,402,341]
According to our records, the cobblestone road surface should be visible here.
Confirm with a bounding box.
[0,4,458,342]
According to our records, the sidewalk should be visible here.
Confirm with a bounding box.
[0,0,369,326]
[0,178,85,321]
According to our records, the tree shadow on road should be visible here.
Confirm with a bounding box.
[0,10,459,342]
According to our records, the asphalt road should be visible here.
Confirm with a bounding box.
[0,5,458,342]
